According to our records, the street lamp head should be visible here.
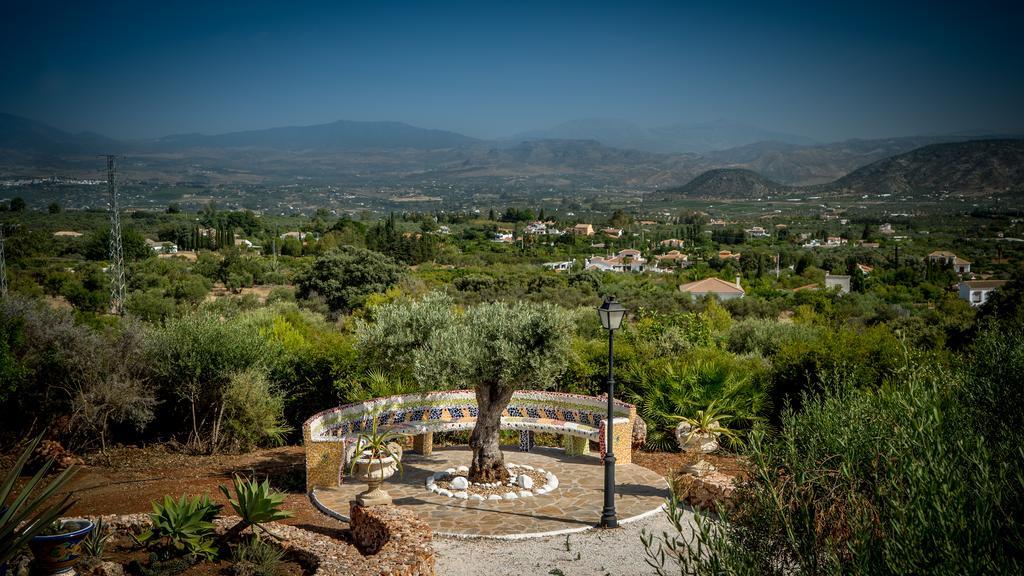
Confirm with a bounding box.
[597,295,627,331]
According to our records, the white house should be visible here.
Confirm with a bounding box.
[745,226,770,238]
[958,280,1007,307]
[585,249,647,273]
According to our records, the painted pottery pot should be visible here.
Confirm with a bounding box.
[29,519,94,576]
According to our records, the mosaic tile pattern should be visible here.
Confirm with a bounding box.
[312,446,668,538]
[304,390,638,491]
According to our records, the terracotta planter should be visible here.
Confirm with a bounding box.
[352,453,400,506]
[28,519,94,576]
[675,421,720,453]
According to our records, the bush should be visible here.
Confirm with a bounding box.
[150,312,275,452]
[643,345,1023,575]
[221,369,290,451]
[295,247,406,314]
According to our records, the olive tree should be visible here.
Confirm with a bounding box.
[415,302,573,483]
[354,291,457,380]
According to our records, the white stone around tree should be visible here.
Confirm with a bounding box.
[456,465,469,474]
[450,476,469,490]
[503,492,518,500]
[453,491,469,499]
[535,487,548,495]
[487,494,503,501]
[516,474,534,490]
[437,488,452,497]
[519,491,534,498]
[521,465,534,471]
[445,467,457,475]
[470,494,485,501]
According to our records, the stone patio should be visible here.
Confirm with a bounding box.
[312,445,668,539]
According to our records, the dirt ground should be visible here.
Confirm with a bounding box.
[56,445,345,533]
[39,445,743,533]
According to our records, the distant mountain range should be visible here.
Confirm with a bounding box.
[1,112,1022,198]
[513,117,815,153]
[656,139,1024,199]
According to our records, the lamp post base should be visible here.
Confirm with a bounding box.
[601,453,618,528]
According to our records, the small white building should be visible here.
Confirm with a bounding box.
[745,226,770,238]
[825,274,851,294]
[542,260,575,272]
[958,280,1007,307]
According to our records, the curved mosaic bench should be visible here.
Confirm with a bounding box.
[303,390,636,491]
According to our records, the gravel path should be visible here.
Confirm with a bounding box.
[433,506,694,576]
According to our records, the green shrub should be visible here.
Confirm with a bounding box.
[230,536,286,576]
[642,347,1023,575]
[221,369,290,451]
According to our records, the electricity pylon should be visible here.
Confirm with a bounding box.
[106,155,126,315]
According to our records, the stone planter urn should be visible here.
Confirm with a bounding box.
[28,519,94,576]
[675,421,720,453]
[352,444,402,507]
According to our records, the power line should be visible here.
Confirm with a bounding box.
[106,155,126,315]
[0,226,8,298]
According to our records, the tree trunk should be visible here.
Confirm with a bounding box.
[469,383,515,484]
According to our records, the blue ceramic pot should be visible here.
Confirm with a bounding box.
[28,519,94,576]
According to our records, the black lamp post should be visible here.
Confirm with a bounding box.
[597,295,627,528]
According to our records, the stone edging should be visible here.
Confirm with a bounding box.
[424,464,558,501]
[75,509,434,576]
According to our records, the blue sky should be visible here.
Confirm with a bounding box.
[2,0,1022,141]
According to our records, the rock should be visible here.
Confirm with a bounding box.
[520,465,534,471]
[456,465,469,474]
[536,468,545,474]
[445,467,457,475]
[470,494,485,501]
[685,459,717,477]
[453,491,469,499]
[535,487,548,495]
[546,477,559,490]
[632,416,648,449]
[436,488,452,497]
[516,474,534,490]
[78,559,124,576]
[503,492,518,500]
[487,494,503,501]
[425,476,436,486]
[450,476,469,490]
[519,490,534,498]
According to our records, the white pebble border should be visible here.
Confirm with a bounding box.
[425,464,558,500]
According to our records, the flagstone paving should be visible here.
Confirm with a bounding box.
[311,445,669,538]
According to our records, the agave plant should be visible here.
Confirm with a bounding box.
[219,475,293,540]
[675,399,743,448]
[81,517,110,559]
[135,494,222,560]
[347,414,406,476]
[0,434,79,565]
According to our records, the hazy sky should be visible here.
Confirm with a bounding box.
[2,0,1022,141]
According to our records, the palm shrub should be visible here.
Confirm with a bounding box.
[0,434,79,565]
[624,349,769,451]
[136,495,222,560]
[219,476,293,540]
